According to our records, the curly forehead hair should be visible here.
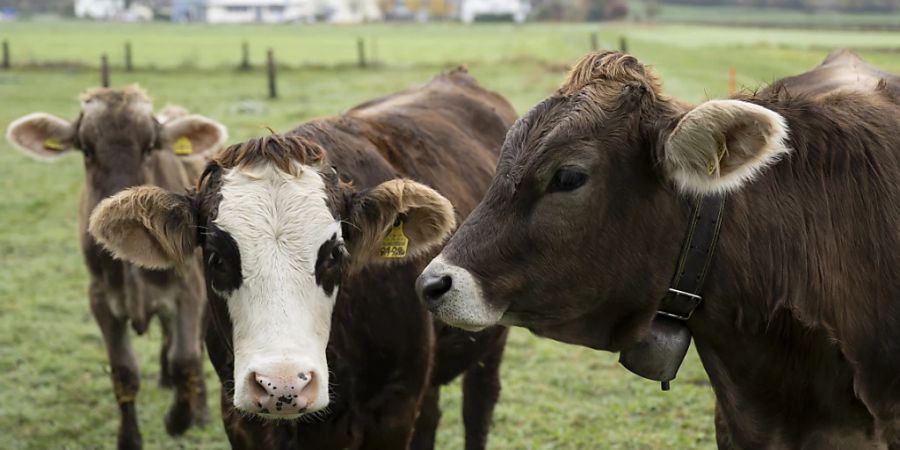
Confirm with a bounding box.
[558,51,663,99]
[213,133,327,177]
[80,84,151,105]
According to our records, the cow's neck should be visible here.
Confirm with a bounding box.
[619,194,726,390]
[683,182,880,445]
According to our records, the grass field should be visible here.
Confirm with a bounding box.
[1,20,899,450]
[647,3,900,29]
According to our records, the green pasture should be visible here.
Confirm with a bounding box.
[1,21,899,450]
[649,3,900,29]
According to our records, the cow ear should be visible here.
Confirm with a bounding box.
[344,179,456,272]
[88,186,197,270]
[159,114,227,157]
[663,99,790,194]
[155,104,190,124]
[6,113,77,161]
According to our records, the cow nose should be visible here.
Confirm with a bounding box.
[416,274,453,308]
[248,369,318,416]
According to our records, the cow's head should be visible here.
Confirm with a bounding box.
[88,134,456,418]
[6,86,226,200]
[417,51,790,350]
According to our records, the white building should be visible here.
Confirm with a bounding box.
[75,0,125,19]
[173,0,380,23]
[75,0,154,20]
[316,0,382,23]
[460,0,528,23]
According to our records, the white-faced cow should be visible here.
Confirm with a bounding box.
[6,86,227,450]
[418,51,900,448]
[88,70,514,449]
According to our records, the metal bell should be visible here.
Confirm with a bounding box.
[618,315,692,391]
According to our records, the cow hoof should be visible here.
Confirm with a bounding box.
[117,431,142,450]
[164,405,192,436]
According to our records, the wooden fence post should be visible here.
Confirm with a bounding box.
[2,40,9,70]
[267,49,277,99]
[101,54,110,87]
[590,32,598,51]
[357,37,366,69]
[124,41,133,72]
[240,40,251,71]
[619,36,628,53]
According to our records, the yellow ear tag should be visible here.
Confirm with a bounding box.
[43,138,65,151]
[173,136,193,155]
[379,220,409,259]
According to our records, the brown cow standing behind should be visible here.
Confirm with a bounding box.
[88,70,514,449]
[419,51,900,448]
[6,86,228,450]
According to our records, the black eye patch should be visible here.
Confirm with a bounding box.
[203,223,242,298]
[315,233,345,297]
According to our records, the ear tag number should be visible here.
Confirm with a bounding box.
[173,136,193,155]
[379,220,409,259]
[43,138,65,151]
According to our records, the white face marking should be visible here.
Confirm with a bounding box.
[215,162,340,415]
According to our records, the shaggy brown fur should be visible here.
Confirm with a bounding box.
[213,133,327,176]
[558,51,663,97]
[431,50,900,449]
[80,85,151,104]
[89,186,196,270]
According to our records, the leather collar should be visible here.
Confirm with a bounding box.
[618,194,725,390]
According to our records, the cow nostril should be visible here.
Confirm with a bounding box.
[421,275,453,306]
[249,372,270,398]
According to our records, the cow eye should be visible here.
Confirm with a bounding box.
[548,168,588,193]
[331,242,348,262]
[207,252,223,268]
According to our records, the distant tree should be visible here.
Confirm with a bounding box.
[531,0,588,20]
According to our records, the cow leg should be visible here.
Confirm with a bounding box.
[409,386,441,450]
[159,289,209,436]
[158,322,173,389]
[461,331,507,450]
[359,388,423,450]
[359,324,434,450]
[713,401,737,450]
[91,286,142,450]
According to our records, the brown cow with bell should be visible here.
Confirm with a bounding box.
[418,50,900,448]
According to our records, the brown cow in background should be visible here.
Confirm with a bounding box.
[88,70,514,449]
[6,86,227,450]
[419,51,900,448]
